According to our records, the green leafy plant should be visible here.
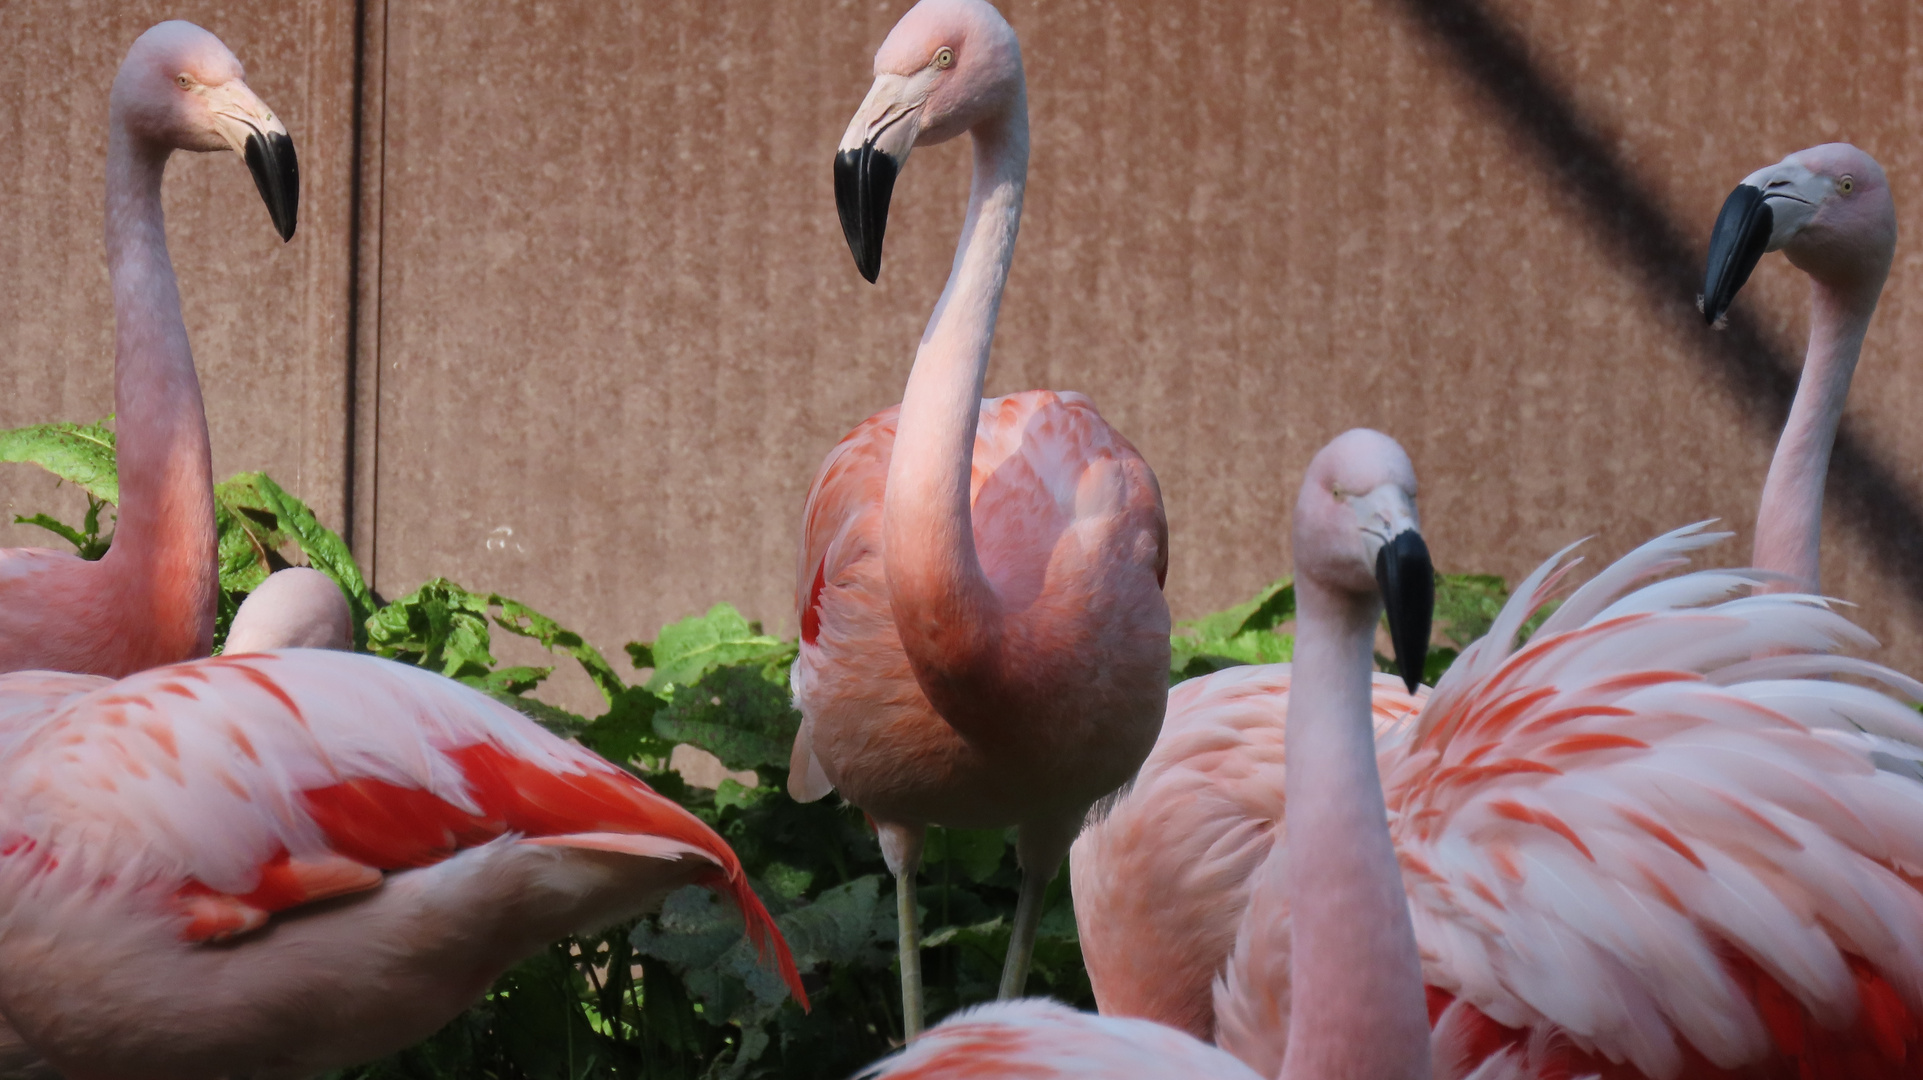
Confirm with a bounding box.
[5,422,1525,1078]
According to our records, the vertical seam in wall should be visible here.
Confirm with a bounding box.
[347,0,389,590]
[342,0,367,553]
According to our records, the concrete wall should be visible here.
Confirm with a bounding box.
[5,0,1921,704]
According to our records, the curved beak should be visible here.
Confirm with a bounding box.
[1701,183,1771,327]
[1376,529,1434,695]
[210,80,299,242]
[1700,160,1821,327]
[1354,485,1432,694]
[834,74,927,283]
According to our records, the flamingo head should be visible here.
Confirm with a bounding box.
[112,21,299,242]
[224,568,353,654]
[1295,429,1433,694]
[1701,143,1895,326]
[834,0,1024,282]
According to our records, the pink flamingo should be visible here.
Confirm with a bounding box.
[853,429,1435,1080]
[791,0,1170,1036]
[0,22,297,679]
[224,568,353,654]
[1078,516,1923,1077]
[1074,144,1913,1075]
[1701,143,1897,590]
[0,649,804,1079]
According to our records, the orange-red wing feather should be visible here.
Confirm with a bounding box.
[0,652,807,1009]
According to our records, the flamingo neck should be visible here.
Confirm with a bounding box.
[99,121,218,660]
[1752,273,1881,592]
[1275,577,1429,1080]
[882,93,1028,731]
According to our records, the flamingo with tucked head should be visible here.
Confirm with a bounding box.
[1701,142,1897,590]
[0,647,805,1078]
[853,430,1435,1080]
[0,21,297,679]
[791,0,1171,1038]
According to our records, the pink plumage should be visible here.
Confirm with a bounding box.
[1077,524,1923,1080]
[791,390,1169,828]
[0,23,300,679]
[0,650,802,1079]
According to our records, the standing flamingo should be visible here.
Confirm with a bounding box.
[0,649,804,1079]
[0,21,297,679]
[791,0,1170,1037]
[853,429,1435,1080]
[1701,143,1897,590]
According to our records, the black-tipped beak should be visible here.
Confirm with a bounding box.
[834,142,899,283]
[1375,529,1434,695]
[244,129,300,243]
[1701,183,1770,326]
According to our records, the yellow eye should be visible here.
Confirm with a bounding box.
[1839,175,1855,194]
[934,46,955,69]
[175,74,194,90]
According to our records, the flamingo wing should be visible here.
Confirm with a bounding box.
[0,650,804,1002]
[1394,525,1923,1079]
[854,999,1263,1080]
[1072,665,1420,1040]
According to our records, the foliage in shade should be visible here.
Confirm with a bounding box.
[1168,576,1295,682]
[4,427,1522,1078]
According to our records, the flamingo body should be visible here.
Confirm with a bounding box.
[0,651,801,1079]
[791,390,1169,830]
[1076,525,1923,1079]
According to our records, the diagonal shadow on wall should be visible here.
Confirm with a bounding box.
[1390,0,1923,616]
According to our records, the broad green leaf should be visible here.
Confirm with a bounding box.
[645,604,793,694]
[492,596,625,704]
[651,666,802,772]
[364,578,498,681]
[213,475,293,596]
[1170,578,1296,683]
[581,685,672,764]
[475,665,552,696]
[0,419,118,502]
[218,472,376,637]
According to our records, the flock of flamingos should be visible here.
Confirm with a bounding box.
[0,1,1915,1077]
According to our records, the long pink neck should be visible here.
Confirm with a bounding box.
[1274,576,1429,1080]
[98,119,218,660]
[882,92,1028,734]
[1752,275,1881,592]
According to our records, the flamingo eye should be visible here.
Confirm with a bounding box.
[934,47,955,69]
[1838,175,1855,195]
[175,74,193,90]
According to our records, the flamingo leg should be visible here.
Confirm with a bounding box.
[997,862,1048,999]
[897,866,925,1039]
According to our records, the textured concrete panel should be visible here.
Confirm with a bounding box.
[363,0,1923,690]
